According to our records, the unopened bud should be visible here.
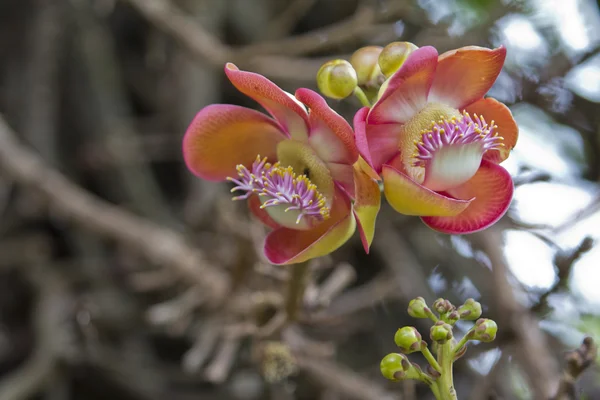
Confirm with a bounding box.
[394,326,423,354]
[433,298,455,315]
[378,41,418,78]
[316,59,358,100]
[447,311,460,325]
[407,297,431,319]
[350,46,384,88]
[469,319,497,342]
[380,353,410,381]
[430,321,453,344]
[457,298,482,320]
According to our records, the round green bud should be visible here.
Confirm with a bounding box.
[407,296,430,319]
[430,321,453,344]
[316,59,358,100]
[378,41,418,78]
[394,326,423,353]
[447,310,460,325]
[350,46,384,87]
[457,298,482,321]
[433,298,454,315]
[469,318,497,342]
[380,353,409,381]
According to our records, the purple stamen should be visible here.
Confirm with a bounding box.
[226,155,330,224]
[413,111,504,167]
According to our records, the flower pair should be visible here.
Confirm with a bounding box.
[183,63,380,265]
[183,44,518,265]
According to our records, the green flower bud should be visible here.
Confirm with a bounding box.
[394,326,423,353]
[380,353,410,381]
[469,318,497,342]
[407,297,432,319]
[316,59,358,100]
[457,298,482,320]
[430,321,453,344]
[350,46,384,88]
[378,41,418,78]
[447,310,460,325]
[433,298,454,315]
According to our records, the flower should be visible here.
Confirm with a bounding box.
[355,45,518,234]
[183,64,380,265]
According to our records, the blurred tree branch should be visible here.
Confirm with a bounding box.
[552,337,598,400]
[120,0,410,80]
[0,115,230,303]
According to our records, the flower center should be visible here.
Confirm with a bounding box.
[227,155,331,226]
[412,111,504,167]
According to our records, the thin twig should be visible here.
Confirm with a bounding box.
[552,337,598,400]
[120,0,409,80]
[532,236,595,314]
[476,228,560,399]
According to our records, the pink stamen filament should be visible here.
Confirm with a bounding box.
[413,111,504,167]
[226,156,330,224]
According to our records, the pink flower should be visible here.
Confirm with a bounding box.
[183,64,380,264]
[355,45,518,234]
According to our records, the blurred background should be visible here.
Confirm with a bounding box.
[0,0,599,399]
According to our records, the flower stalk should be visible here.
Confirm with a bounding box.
[285,261,311,323]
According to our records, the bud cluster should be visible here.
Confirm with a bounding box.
[316,41,419,104]
[380,297,498,393]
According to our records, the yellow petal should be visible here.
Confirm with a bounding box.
[382,164,471,216]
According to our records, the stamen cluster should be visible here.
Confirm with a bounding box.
[227,156,330,224]
[413,111,504,167]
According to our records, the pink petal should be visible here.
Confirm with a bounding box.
[225,63,309,141]
[421,160,513,234]
[264,188,355,265]
[328,162,355,198]
[368,46,438,124]
[428,46,507,109]
[353,107,373,167]
[295,88,359,165]
[183,104,285,181]
[363,122,402,173]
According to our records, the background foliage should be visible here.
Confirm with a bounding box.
[0,0,599,399]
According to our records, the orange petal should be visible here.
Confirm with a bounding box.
[248,195,281,229]
[368,46,438,124]
[382,164,472,217]
[464,97,518,163]
[353,161,381,253]
[428,46,506,109]
[296,88,358,165]
[421,160,513,234]
[183,104,285,180]
[264,188,355,265]
[225,63,309,141]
